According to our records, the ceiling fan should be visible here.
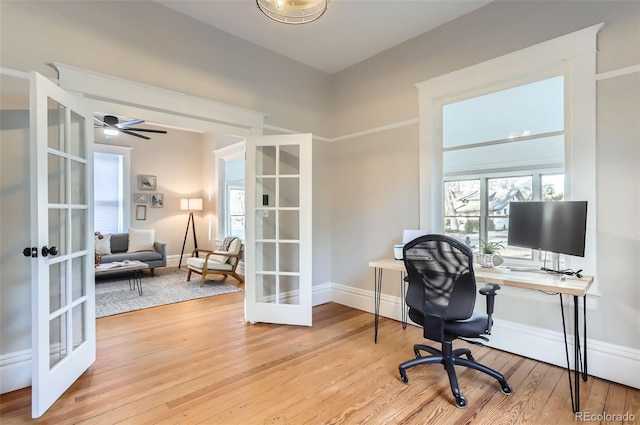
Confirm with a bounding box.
[94,115,167,140]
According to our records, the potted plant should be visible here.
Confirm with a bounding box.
[476,240,504,267]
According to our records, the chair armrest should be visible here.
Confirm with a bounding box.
[479,284,501,334]
[154,241,167,266]
[191,248,214,257]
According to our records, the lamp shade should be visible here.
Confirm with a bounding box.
[180,198,203,211]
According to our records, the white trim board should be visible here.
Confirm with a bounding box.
[330,282,640,390]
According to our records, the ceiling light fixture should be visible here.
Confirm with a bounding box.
[256,0,329,25]
[104,128,119,137]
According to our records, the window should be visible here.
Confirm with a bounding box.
[442,76,565,265]
[94,144,131,233]
[216,142,245,240]
[417,24,600,277]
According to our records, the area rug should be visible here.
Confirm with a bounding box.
[95,269,242,318]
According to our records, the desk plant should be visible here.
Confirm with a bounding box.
[476,240,504,267]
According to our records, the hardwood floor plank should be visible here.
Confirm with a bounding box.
[1,289,638,425]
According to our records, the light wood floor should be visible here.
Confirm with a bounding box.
[1,279,639,424]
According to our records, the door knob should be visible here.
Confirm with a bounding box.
[41,246,58,257]
[23,247,37,257]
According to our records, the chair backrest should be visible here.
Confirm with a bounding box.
[403,234,477,321]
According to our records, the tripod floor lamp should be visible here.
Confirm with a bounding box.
[178,198,203,270]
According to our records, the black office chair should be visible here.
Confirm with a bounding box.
[398,234,513,408]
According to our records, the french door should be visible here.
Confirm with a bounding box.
[245,134,312,326]
[28,72,96,417]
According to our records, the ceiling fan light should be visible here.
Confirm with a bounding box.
[256,0,329,25]
[104,128,119,136]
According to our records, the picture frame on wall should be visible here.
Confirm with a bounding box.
[133,193,148,204]
[138,175,157,191]
[151,193,164,208]
[136,205,147,220]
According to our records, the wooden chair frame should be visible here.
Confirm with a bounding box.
[186,247,244,286]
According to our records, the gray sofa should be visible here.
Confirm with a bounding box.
[98,233,167,276]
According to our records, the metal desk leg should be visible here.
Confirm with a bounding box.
[374,267,382,343]
[559,294,588,413]
[400,271,407,329]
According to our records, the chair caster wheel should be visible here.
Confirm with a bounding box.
[455,395,467,409]
[501,383,513,395]
[399,369,409,384]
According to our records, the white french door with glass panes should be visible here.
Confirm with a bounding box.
[245,134,312,326]
[28,72,95,418]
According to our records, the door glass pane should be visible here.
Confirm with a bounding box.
[72,303,86,350]
[47,97,64,151]
[49,312,67,368]
[256,146,276,175]
[279,275,300,305]
[443,76,564,148]
[71,256,85,301]
[279,210,299,240]
[69,111,85,159]
[49,208,67,256]
[256,210,276,240]
[256,178,275,208]
[256,242,276,271]
[48,154,66,204]
[279,145,299,175]
[49,262,66,313]
[70,160,86,205]
[279,243,299,273]
[71,209,86,253]
[256,274,276,304]
[279,178,299,208]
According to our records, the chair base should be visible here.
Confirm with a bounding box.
[398,340,512,408]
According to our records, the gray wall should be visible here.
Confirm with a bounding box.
[1,0,639,392]
[330,1,640,352]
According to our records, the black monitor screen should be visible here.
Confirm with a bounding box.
[507,201,588,257]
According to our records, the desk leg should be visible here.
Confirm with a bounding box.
[374,267,382,343]
[400,271,407,329]
[559,294,588,413]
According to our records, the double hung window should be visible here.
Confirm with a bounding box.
[93,145,131,233]
[442,76,565,263]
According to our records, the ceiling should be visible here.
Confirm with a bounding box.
[156,0,492,74]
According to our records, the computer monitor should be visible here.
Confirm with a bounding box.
[507,201,588,258]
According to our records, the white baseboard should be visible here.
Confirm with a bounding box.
[330,282,640,390]
[0,349,31,394]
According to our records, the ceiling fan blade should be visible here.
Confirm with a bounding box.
[117,119,144,128]
[93,116,107,126]
[124,128,167,134]
[121,129,151,140]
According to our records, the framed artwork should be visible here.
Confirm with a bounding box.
[133,193,148,204]
[138,175,157,191]
[151,193,164,208]
[135,205,147,220]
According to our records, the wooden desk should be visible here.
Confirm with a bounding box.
[369,258,594,413]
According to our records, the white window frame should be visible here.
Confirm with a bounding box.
[94,143,131,232]
[417,24,602,297]
[215,141,246,241]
